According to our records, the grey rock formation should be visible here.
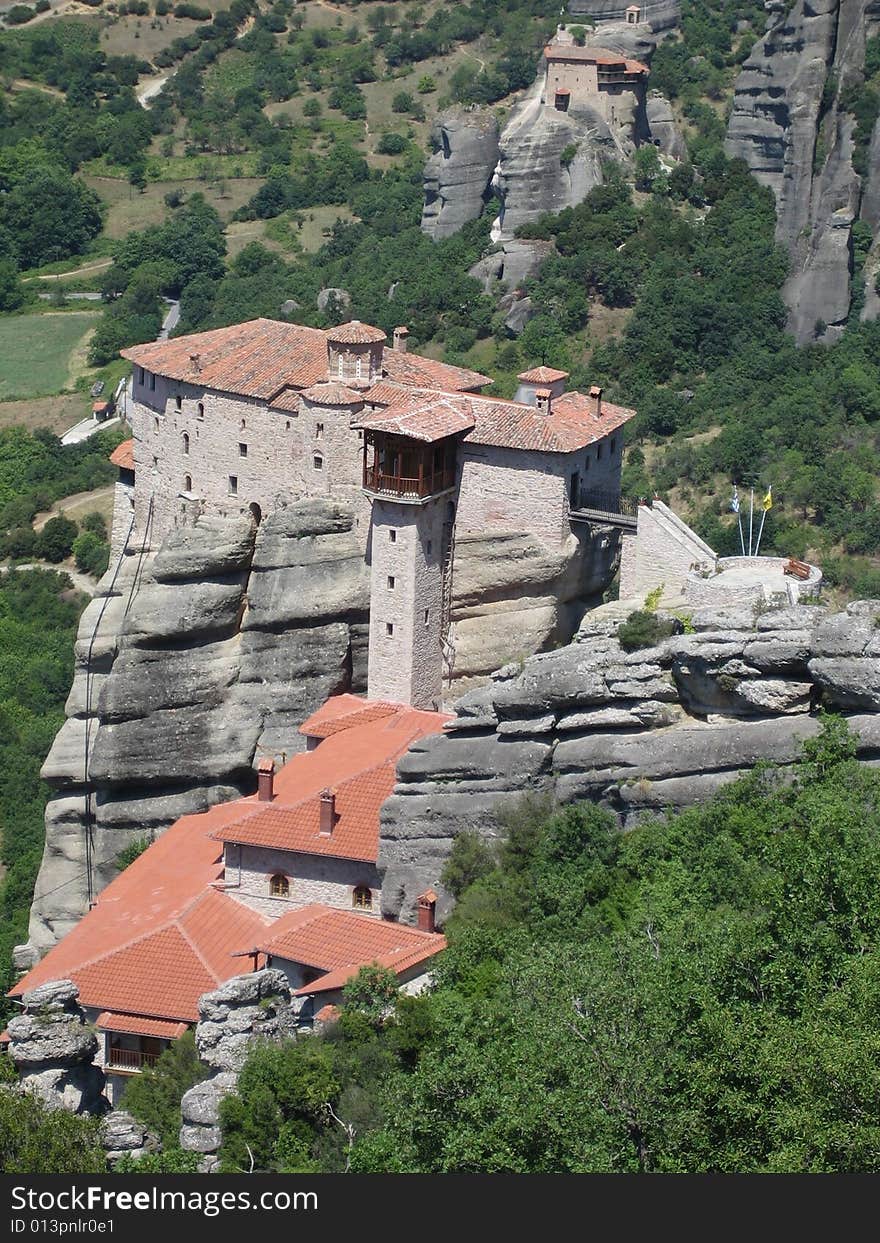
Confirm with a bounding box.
[26,502,370,956]
[316,288,351,314]
[567,0,680,33]
[646,92,687,159]
[179,1072,238,1169]
[379,596,880,923]
[468,239,556,295]
[101,1111,160,1163]
[195,968,296,1073]
[726,0,880,343]
[7,980,106,1114]
[421,108,501,240]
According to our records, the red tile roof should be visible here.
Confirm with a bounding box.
[545,43,649,73]
[212,703,449,861]
[517,366,569,383]
[121,320,490,400]
[326,320,387,345]
[299,694,400,739]
[357,393,477,443]
[257,905,446,994]
[9,803,271,1021]
[110,439,134,470]
[301,382,363,406]
[96,1012,188,1039]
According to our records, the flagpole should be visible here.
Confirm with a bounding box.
[748,489,754,557]
[755,485,771,557]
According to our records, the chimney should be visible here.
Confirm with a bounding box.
[190,353,201,373]
[417,889,437,933]
[319,788,336,835]
[535,388,552,415]
[589,384,603,417]
[393,326,409,353]
[257,757,275,802]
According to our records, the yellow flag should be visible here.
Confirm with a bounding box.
[762,487,773,511]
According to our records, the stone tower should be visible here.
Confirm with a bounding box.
[366,494,450,711]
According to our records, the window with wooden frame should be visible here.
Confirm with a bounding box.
[352,885,372,910]
[269,874,289,898]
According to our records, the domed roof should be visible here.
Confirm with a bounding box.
[300,382,364,406]
[325,319,387,345]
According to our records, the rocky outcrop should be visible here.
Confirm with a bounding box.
[101,1111,159,1164]
[379,597,880,923]
[646,92,687,159]
[726,0,880,343]
[26,502,370,957]
[567,0,680,34]
[181,969,296,1171]
[7,980,106,1114]
[421,108,501,240]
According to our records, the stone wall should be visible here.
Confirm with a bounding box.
[618,499,716,599]
[228,843,381,919]
[378,597,880,923]
[457,446,570,547]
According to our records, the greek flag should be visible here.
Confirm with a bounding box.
[730,485,740,514]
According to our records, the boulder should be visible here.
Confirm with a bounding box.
[316,288,350,314]
[195,969,295,1073]
[101,1110,160,1163]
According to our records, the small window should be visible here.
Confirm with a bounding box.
[315,423,324,440]
[610,437,617,454]
[597,443,603,460]
[175,395,182,411]
[183,433,189,455]
[184,474,192,493]
[352,885,372,910]
[228,475,238,495]
[424,608,430,626]
[426,540,432,555]
[197,402,204,420]
[584,457,590,471]
[357,430,363,440]
[149,373,156,391]
[337,355,344,379]
[154,417,160,433]
[385,622,394,636]
[286,420,291,430]
[388,529,397,543]
[269,874,289,898]
[313,454,323,471]
[152,455,158,470]
[240,419,246,431]
[137,367,144,385]
[239,443,248,457]
[387,575,395,590]
[355,357,363,379]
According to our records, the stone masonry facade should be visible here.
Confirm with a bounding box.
[226,842,381,920]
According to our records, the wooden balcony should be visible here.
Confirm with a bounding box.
[362,463,457,499]
[106,1046,161,1072]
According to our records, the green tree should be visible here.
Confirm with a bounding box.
[36,515,78,563]
[123,1030,208,1149]
[0,1089,106,1173]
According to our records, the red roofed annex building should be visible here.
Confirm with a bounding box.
[9,698,447,1105]
[117,314,635,709]
[542,26,649,124]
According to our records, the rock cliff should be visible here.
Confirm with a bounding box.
[6,980,106,1114]
[567,0,680,33]
[421,108,501,240]
[378,596,880,923]
[726,0,880,343]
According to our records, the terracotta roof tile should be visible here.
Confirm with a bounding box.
[357,393,476,443]
[326,320,388,345]
[545,43,649,73]
[517,366,569,383]
[110,439,134,470]
[96,1012,188,1039]
[256,905,446,994]
[299,695,400,739]
[122,320,490,400]
[300,382,364,407]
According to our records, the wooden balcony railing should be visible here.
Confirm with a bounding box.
[363,464,456,499]
[106,1047,161,1072]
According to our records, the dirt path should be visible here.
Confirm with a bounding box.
[33,485,116,532]
[30,259,113,284]
[0,561,98,596]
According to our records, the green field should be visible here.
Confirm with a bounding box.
[0,312,99,401]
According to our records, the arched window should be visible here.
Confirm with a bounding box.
[184,474,192,493]
[269,874,289,898]
[352,885,372,910]
[182,432,189,455]
[197,402,204,420]
[313,454,323,471]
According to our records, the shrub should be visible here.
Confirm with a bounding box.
[391,90,414,113]
[376,132,407,155]
[72,531,110,577]
[617,609,676,652]
[5,6,36,25]
[36,516,78,564]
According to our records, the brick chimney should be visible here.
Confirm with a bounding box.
[257,757,275,802]
[319,788,336,835]
[392,326,409,353]
[589,384,603,417]
[416,889,437,933]
[535,388,552,415]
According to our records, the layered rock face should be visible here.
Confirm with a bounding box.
[421,108,500,240]
[26,501,370,957]
[378,597,880,923]
[6,980,106,1114]
[726,0,880,343]
[567,0,680,33]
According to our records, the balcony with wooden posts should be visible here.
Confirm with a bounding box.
[362,431,458,502]
[105,1041,166,1074]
